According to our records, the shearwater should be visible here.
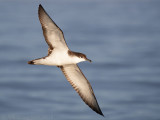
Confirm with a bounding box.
[28,4,103,116]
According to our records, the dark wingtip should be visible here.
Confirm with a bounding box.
[38,4,46,18]
[39,4,43,11]
[99,110,104,117]
[39,4,42,8]
[96,107,104,117]
[28,61,34,65]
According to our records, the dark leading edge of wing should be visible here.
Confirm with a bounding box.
[38,4,68,52]
[60,64,104,116]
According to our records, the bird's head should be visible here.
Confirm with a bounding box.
[77,53,92,63]
[68,51,92,63]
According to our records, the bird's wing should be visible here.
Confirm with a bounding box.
[38,4,69,53]
[60,64,103,116]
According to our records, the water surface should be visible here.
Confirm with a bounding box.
[0,0,160,120]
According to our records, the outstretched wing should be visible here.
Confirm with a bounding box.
[38,4,69,53]
[60,64,103,116]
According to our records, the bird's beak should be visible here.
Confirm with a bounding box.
[86,58,92,63]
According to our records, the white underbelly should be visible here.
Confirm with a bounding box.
[45,51,75,66]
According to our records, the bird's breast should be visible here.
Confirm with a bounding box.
[47,50,78,66]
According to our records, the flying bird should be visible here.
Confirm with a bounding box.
[28,4,103,116]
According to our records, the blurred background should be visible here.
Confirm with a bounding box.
[0,0,160,120]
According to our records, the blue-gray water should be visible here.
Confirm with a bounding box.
[0,0,160,120]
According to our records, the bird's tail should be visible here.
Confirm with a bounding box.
[28,60,35,65]
[28,57,45,65]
